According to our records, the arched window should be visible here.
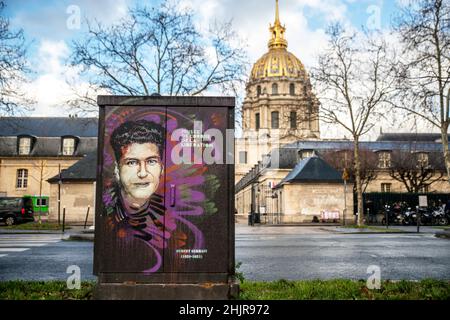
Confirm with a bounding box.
[289,83,295,95]
[271,111,279,129]
[255,113,260,130]
[272,83,278,95]
[290,111,297,129]
[257,85,261,97]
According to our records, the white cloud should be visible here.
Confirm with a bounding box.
[23,40,96,116]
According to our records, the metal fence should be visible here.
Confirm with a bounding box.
[356,192,450,217]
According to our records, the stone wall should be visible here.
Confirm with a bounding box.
[278,182,354,223]
[0,158,78,199]
[364,171,450,193]
[48,182,95,224]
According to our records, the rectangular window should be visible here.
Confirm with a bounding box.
[290,111,297,129]
[63,138,75,156]
[239,151,247,164]
[271,112,279,129]
[18,137,31,155]
[255,113,260,130]
[16,169,28,189]
[418,185,429,193]
[378,152,391,169]
[381,183,391,193]
[37,198,48,206]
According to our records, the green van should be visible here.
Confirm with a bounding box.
[24,195,49,215]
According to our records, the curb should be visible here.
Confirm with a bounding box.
[0,231,65,235]
[320,228,421,235]
[64,234,94,242]
[435,230,450,239]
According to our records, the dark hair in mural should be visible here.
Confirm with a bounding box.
[110,120,165,161]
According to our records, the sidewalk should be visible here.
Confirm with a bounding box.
[0,225,95,240]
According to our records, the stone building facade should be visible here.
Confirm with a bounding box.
[235,0,320,183]
[0,117,98,224]
[234,1,450,224]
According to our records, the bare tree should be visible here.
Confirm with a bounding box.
[68,1,249,115]
[0,1,34,115]
[322,149,378,193]
[393,0,450,183]
[389,150,444,193]
[311,24,397,226]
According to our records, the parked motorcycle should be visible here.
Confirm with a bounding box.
[381,205,404,225]
[430,206,448,226]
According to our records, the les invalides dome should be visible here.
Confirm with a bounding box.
[236,0,320,181]
[242,0,320,139]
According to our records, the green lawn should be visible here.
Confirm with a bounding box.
[0,281,94,300]
[1,222,71,231]
[1,279,449,300]
[239,279,450,300]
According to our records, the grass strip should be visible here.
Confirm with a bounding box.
[0,279,449,300]
[2,222,71,230]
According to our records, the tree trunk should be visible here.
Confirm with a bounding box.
[441,123,450,184]
[353,138,364,226]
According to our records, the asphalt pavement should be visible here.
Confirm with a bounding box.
[0,224,449,281]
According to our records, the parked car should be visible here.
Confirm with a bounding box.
[0,196,34,226]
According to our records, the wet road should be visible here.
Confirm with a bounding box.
[0,226,449,281]
[235,227,450,281]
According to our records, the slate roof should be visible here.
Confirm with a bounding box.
[0,117,98,157]
[376,133,449,142]
[235,137,448,193]
[47,152,97,183]
[0,136,97,157]
[284,140,445,153]
[0,117,98,137]
[278,156,343,186]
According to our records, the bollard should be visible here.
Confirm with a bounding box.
[385,205,389,229]
[62,207,66,233]
[84,206,90,229]
[417,206,420,233]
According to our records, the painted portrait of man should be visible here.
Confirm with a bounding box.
[107,119,166,242]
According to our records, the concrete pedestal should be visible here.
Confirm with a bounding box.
[93,279,240,300]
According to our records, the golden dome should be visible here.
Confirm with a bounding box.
[250,49,306,80]
[250,0,306,81]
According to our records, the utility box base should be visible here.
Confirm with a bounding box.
[93,280,240,300]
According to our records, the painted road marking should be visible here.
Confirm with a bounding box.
[0,254,7,258]
[0,248,29,252]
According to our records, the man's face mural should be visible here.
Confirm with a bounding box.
[118,142,162,206]
[111,120,164,208]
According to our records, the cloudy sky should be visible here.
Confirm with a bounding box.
[3,0,429,139]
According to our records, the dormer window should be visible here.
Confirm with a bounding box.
[378,151,391,169]
[18,137,32,155]
[298,149,315,161]
[62,137,76,156]
[416,152,429,167]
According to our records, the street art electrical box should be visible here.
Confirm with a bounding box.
[93,96,236,299]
